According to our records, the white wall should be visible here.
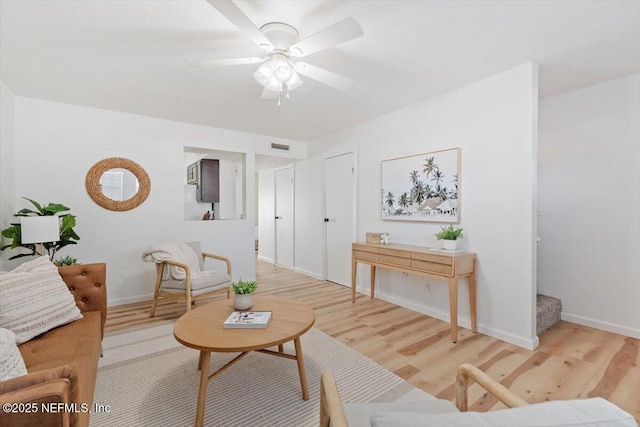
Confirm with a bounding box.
[538,74,640,338]
[0,81,16,271]
[218,159,240,219]
[305,63,540,349]
[8,97,306,305]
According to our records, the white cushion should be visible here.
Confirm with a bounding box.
[370,397,636,427]
[0,256,82,344]
[0,327,27,380]
[161,271,231,292]
[344,400,458,427]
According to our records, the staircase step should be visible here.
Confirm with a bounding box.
[537,294,562,336]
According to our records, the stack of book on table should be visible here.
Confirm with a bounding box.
[223,311,272,329]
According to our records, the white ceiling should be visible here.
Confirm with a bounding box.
[1,1,638,142]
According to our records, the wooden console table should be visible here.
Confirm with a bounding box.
[351,242,477,343]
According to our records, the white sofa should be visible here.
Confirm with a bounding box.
[320,363,636,427]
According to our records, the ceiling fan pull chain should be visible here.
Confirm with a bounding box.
[286,85,290,99]
[277,92,281,106]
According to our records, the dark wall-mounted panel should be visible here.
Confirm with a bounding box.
[192,159,220,202]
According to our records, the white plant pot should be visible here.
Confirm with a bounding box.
[442,239,458,251]
[233,294,253,311]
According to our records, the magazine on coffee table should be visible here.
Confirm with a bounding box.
[223,311,272,329]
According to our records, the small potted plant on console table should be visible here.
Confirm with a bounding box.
[231,279,258,310]
[435,225,463,251]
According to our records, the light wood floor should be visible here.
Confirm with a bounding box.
[106,260,640,422]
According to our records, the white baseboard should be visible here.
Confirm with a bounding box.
[292,267,323,280]
[365,287,539,350]
[561,312,640,339]
[257,255,274,263]
[108,293,154,307]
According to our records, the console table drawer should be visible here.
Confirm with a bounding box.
[410,260,453,276]
[379,247,411,258]
[411,251,452,265]
[353,243,379,254]
[353,250,378,262]
[379,254,411,268]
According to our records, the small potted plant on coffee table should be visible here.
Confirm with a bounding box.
[231,279,258,310]
[435,225,463,251]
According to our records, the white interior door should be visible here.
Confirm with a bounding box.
[275,167,294,269]
[257,170,275,263]
[325,152,355,286]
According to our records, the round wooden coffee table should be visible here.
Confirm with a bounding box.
[173,296,316,427]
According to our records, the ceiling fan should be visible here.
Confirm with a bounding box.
[188,0,364,103]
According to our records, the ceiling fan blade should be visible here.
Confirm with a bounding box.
[207,0,273,51]
[289,17,363,57]
[187,57,266,67]
[261,87,280,99]
[294,62,354,91]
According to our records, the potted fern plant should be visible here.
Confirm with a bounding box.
[231,279,258,310]
[435,225,463,250]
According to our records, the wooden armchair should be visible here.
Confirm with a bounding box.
[320,363,634,427]
[319,363,524,427]
[454,363,527,411]
[149,242,232,317]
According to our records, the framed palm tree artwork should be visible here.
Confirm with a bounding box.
[381,148,460,222]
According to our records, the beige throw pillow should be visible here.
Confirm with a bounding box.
[0,327,28,380]
[0,256,82,344]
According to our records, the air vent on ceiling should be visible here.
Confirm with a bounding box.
[270,142,290,152]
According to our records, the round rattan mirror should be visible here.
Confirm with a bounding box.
[85,157,150,211]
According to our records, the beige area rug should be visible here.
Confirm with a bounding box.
[91,323,433,426]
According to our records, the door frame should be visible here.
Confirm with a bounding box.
[323,148,358,281]
[274,165,295,269]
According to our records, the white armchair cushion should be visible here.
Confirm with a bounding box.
[161,271,231,292]
[344,400,458,427]
[370,397,636,427]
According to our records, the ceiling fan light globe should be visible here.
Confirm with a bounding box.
[274,65,293,82]
[254,72,270,87]
[266,79,283,92]
[253,61,274,87]
[269,53,293,83]
[253,71,270,87]
[287,72,303,91]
